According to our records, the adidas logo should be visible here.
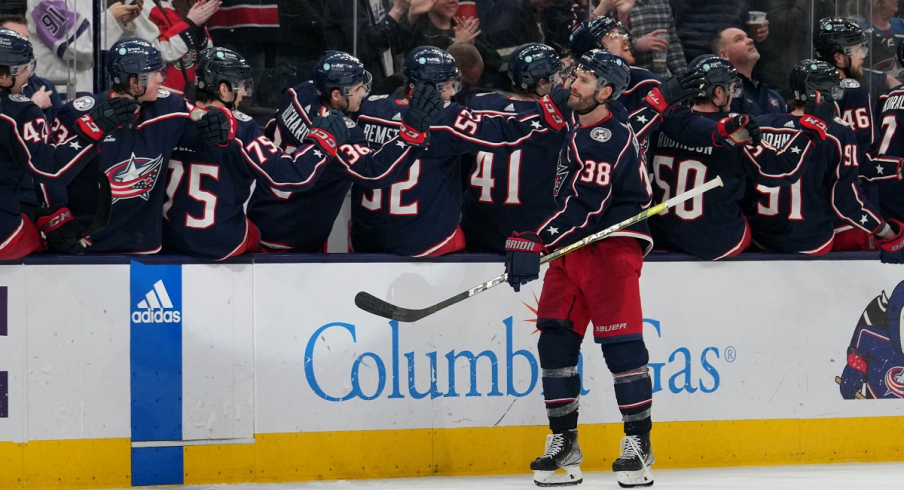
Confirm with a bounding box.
[303,104,311,114]
[392,113,402,121]
[132,280,181,323]
[504,103,515,112]
[784,120,796,128]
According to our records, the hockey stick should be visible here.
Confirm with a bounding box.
[355,176,725,322]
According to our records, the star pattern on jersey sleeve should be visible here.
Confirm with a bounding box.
[69,140,82,150]
[395,140,408,148]
[861,214,869,225]
[791,146,801,154]
[546,226,559,235]
[876,164,884,175]
[313,149,323,158]
[635,114,648,124]
[531,120,542,129]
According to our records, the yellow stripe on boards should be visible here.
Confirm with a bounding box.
[4,417,904,489]
[0,442,24,489]
[18,438,130,490]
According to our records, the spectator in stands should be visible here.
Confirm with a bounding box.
[323,0,413,86]
[205,0,279,107]
[407,0,502,87]
[594,0,686,77]
[671,0,769,63]
[448,42,484,104]
[858,0,904,80]
[145,0,218,98]
[27,0,144,97]
[713,27,785,115]
[752,0,835,96]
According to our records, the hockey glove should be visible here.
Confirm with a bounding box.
[801,91,834,141]
[75,97,138,142]
[539,80,572,131]
[877,219,904,264]
[504,232,545,292]
[305,111,349,158]
[195,106,237,146]
[400,81,443,146]
[714,114,759,148]
[35,207,87,254]
[645,71,705,114]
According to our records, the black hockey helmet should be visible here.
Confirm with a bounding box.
[814,18,868,62]
[313,51,372,98]
[403,46,461,94]
[0,27,34,77]
[509,43,563,91]
[570,16,630,58]
[789,59,844,102]
[688,55,741,98]
[107,37,165,86]
[197,47,254,97]
[574,49,630,100]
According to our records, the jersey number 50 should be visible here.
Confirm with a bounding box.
[652,155,706,220]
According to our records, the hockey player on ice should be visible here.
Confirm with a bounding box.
[504,49,655,488]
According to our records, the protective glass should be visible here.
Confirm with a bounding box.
[24,58,35,76]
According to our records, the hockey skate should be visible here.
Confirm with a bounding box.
[612,433,654,488]
[530,429,583,487]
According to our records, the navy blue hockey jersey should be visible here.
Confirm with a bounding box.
[535,111,652,252]
[247,82,424,252]
[747,114,883,253]
[51,90,195,254]
[353,91,553,256]
[163,109,331,259]
[0,92,99,244]
[648,111,810,260]
[461,92,565,253]
[870,85,904,222]
[836,82,875,153]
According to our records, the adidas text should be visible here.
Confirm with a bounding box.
[132,309,181,323]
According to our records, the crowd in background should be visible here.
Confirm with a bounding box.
[4,0,904,260]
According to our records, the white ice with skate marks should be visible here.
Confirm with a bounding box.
[96,462,904,489]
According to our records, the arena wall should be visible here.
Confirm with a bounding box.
[0,253,902,489]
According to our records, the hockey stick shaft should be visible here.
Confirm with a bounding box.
[355,176,724,322]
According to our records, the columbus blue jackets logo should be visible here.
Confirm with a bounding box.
[837,281,904,399]
[106,153,163,202]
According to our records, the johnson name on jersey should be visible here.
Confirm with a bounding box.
[748,114,882,254]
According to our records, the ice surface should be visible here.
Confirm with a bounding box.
[129,462,904,490]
